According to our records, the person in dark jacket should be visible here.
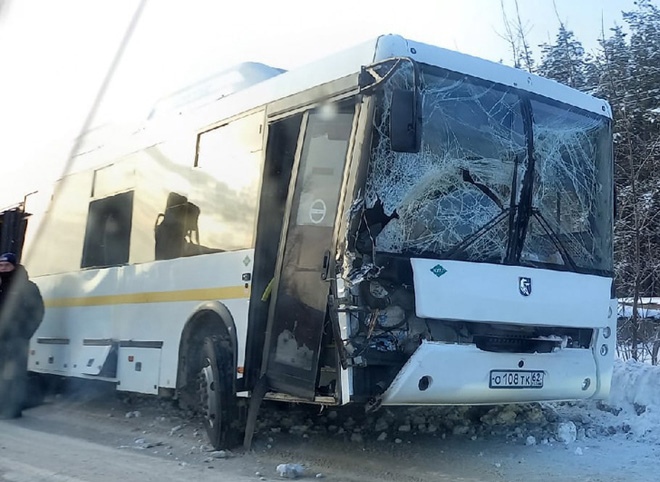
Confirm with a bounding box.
[0,252,45,418]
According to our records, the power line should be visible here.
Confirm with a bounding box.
[24,0,148,263]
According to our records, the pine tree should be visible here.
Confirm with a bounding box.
[596,0,660,361]
[594,26,629,105]
[623,0,660,125]
[537,25,591,89]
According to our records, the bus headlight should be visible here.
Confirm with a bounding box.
[602,327,611,339]
[600,344,609,356]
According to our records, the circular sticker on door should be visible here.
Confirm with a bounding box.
[309,199,327,224]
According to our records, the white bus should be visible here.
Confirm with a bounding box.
[1,34,616,449]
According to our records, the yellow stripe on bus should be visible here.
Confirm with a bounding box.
[44,286,250,308]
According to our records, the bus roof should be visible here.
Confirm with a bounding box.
[72,34,611,168]
[160,34,611,123]
[147,62,287,120]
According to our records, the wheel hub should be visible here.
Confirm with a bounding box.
[199,359,219,429]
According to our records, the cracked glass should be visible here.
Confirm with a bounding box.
[361,66,612,274]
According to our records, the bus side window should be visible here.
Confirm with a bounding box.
[81,191,134,268]
[154,192,199,260]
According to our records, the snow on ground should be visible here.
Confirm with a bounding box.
[248,358,660,449]
[34,358,659,481]
[98,357,660,453]
[591,358,660,443]
[48,356,660,478]
[618,298,660,318]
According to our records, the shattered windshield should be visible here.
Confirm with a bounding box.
[521,100,613,271]
[363,66,612,274]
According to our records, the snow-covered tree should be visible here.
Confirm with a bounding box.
[622,0,660,124]
[537,25,591,89]
[595,1,660,361]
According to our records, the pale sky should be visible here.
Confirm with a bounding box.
[0,0,639,206]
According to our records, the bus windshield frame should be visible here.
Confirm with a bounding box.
[362,65,613,276]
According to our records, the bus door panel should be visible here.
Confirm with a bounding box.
[264,103,355,399]
[244,114,302,390]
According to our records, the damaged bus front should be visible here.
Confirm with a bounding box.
[336,56,615,409]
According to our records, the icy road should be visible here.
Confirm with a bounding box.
[1,361,658,482]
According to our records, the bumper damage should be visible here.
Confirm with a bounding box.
[380,340,608,406]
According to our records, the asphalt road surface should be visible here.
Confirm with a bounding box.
[1,383,658,482]
[0,418,255,482]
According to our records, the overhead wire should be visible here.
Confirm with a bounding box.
[26,0,148,258]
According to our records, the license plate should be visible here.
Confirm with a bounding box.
[489,370,544,389]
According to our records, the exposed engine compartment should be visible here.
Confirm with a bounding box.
[342,253,593,363]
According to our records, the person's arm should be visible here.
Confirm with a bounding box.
[20,282,45,340]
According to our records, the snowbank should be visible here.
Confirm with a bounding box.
[610,358,660,408]
[601,358,660,443]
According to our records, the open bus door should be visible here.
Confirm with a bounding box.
[259,103,356,400]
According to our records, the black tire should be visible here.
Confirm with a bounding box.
[198,335,239,449]
[23,372,47,409]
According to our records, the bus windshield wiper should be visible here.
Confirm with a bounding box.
[530,209,578,270]
[461,168,504,210]
[506,97,535,264]
[443,162,517,261]
[444,208,511,260]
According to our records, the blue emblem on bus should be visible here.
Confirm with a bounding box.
[519,277,532,296]
[431,264,447,277]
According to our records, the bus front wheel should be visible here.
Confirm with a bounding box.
[198,335,238,449]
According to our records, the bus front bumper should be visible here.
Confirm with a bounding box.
[380,340,611,405]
